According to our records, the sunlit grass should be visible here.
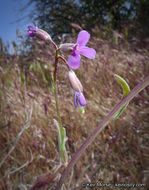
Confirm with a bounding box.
[0,31,149,189]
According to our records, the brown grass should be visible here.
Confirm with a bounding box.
[0,32,149,190]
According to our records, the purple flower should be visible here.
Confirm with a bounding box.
[74,91,86,107]
[27,26,38,37]
[68,30,96,69]
[68,70,86,107]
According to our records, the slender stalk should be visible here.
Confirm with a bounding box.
[51,41,58,50]
[58,55,70,70]
[53,82,63,134]
[53,49,59,82]
[53,49,63,134]
[55,75,149,190]
[53,50,69,165]
[53,51,69,132]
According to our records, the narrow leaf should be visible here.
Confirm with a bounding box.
[114,74,130,119]
[114,74,130,98]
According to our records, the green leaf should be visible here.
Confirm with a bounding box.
[113,103,128,119]
[54,119,68,166]
[61,127,69,166]
[61,127,66,151]
[113,74,130,119]
[114,74,130,98]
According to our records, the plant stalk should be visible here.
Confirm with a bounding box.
[53,49,63,135]
[55,75,149,190]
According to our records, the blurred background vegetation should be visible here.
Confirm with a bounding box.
[26,0,149,40]
[0,0,149,189]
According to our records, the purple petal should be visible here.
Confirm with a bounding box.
[77,30,90,47]
[78,93,86,106]
[79,47,96,59]
[27,31,35,37]
[74,91,78,107]
[28,26,35,30]
[27,26,38,37]
[68,54,81,70]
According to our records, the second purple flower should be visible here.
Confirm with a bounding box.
[68,30,96,69]
[68,70,86,107]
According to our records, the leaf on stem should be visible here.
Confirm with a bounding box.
[113,74,130,119]
[53,119,68,166]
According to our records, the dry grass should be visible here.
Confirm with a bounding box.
[0,33,149,190]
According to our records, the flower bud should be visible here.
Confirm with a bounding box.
[59,43,75,53]
[68,70,83,92]
[27,26,52,43]
[36,29,52,42]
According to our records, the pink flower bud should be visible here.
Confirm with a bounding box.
[68,70,83,92]
[36,29,52,42]
[59,43,75,53]
[27,26,52,43]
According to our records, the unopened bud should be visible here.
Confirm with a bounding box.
[59,43,75,53]
[27,26,52,43]
[68,70,83,92]
[36,29,52,42]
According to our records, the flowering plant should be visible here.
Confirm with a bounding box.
[27,26,96,166]
[27,26,149,190]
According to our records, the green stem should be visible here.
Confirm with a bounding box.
[53,49,69,165]
[53,82,63,134]
[53,49,63,135]
[53,50,69,165]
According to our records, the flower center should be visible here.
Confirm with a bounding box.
[72,44,79,56]
[76,45,79,50]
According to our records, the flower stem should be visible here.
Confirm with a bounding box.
[55,75,149,190]
[53,49,63,135]
[58,55,69,70]
[53,49,59,82]
[53,50,68,165]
